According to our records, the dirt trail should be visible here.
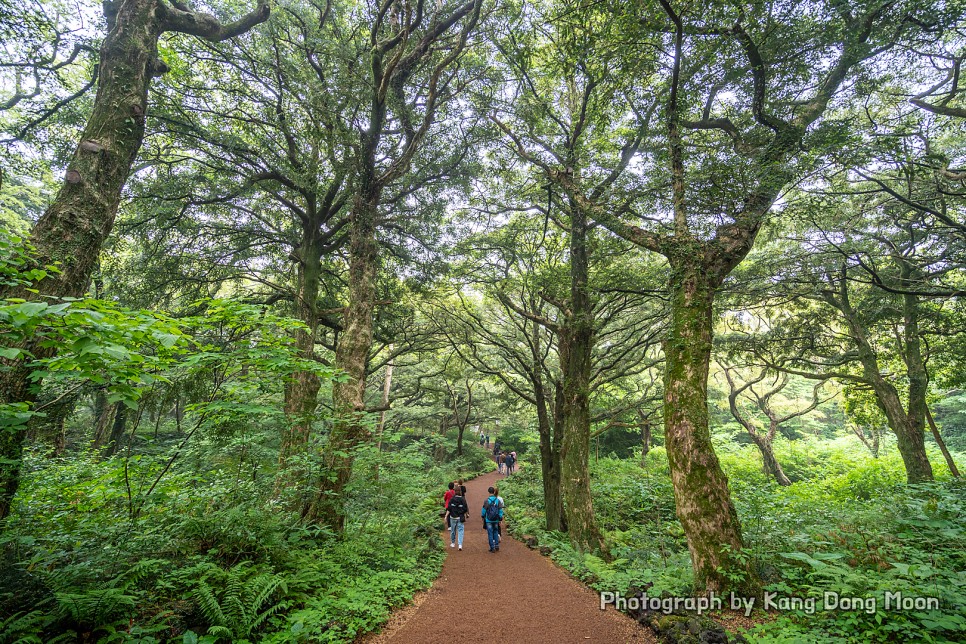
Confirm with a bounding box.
[369,460,655,644]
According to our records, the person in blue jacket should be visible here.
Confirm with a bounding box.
[481,486,504,553]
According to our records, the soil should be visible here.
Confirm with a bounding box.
[365,464,656,644]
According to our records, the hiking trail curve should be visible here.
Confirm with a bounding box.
[366,463,656,644]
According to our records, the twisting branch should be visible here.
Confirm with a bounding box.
[160,0,271,42]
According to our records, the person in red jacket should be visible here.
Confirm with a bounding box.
[445,488,469,550]
[443,481,456,526]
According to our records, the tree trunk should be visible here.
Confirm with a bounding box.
[638,411,652,464]
[92,398,118,451]
[926,406,960,477]
[26,387,80,457]
[885,404,934,484]
[373,348,394,482]
[102,404,128,457]
[0,0,165,522]
[376,348,394,446]
[834,282,933,483]
[307,194,379,529]
[535,378,564,531]
[663,263,755,594]
[750,432,791,486]
[559,205,606,553]
[276,239,323,496]
[0,0,269,524]
[552,381,567,532]
[851,423,883,458]
[898,277,935,483]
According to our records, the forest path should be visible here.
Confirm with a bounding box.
[367,455,655,643]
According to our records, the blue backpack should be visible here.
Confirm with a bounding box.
[484,497,501,522]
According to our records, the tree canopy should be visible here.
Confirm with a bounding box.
[1,0,965,641]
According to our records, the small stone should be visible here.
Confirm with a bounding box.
[66,170,81,184]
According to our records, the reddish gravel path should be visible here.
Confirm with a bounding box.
[369,461,655,644]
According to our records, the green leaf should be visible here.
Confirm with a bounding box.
[158,333,180,348]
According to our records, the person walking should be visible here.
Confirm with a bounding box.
[505,451,515,475]
[443,481,456,508]
[445,486,469,550]
[481,486,504,553]
[497,451,506,475]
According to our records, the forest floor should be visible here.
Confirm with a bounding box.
[364,459,656,644]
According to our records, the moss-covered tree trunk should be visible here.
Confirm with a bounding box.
[831,277,933,484]
[897,273,935,483]
[276,237,324,496]
[0,0,162,520]
[663,260,755,593]
[529,322,564,531]
[638,411,652,461]
[865,373,933,483]
[535,376,564,531]
[92,399,118,451]
[307,193,379,529]
[26,386,79,457]
[559,205,606,553]
[0,0,268,523]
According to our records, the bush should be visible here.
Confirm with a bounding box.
[500,440,966,643]
[1,429,494,643]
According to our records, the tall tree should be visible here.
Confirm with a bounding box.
[0,0,270,521]
[738,203,963,483]
[435,211,663,541]
[308,0,484,529]
[570,0,951,592]
[486,0,664,552]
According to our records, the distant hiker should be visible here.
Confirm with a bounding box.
[443,482,456,522]
[479,433,485,446]
[485,434,490,447]
[492,441,500,457]
[481,486,504,552]
[497,451,506,474]
[505,451,515,475]
[457,478,468,500]
[445,487,469,550]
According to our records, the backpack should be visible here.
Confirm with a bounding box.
[484,497,501,522]
[449,495,467,520]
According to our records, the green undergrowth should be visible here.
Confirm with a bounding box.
[500,438,966,643]
[0,433,494,643]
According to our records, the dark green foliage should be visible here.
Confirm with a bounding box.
[501,442,966,643]
[493,424,534,455]
[0,433,491,642]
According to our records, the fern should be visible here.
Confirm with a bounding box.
[193,580,228,628]
[190,562,288,641]
[54,588,137,630]
[0,610,49,644]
